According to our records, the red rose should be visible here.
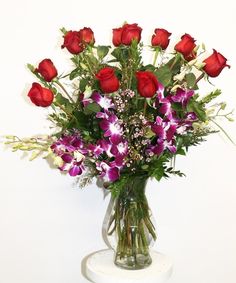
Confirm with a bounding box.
[151,28,171,49]
[174,34,196,61]
[36,59,58,82]
[28,83,54,107]
[96,67,120,93]
[79,27,95,44]
[112,27,123,47]
[136,71,158,98]
[203,49,230,77]
[61,31,84,54]
[122,23,142,45]
[112,23,142,46]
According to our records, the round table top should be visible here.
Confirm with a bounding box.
[84,249,173,283]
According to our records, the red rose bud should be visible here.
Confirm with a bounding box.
[203,49,230,77]
[28,83,54,107]
[61,31,84,54]
[112,23,142,46]
[96,67,120,93]
[174,33,196,60]
[151,28,171,49]
[112,27,123,47]
[136,71,158,98]
[79,27,95,44]
[122,23,142,45]
[36,59,58,82]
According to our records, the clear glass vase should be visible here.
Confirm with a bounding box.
[104,176,157,270]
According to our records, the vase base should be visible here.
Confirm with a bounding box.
[83,249,173,283]
[115,252,152,270]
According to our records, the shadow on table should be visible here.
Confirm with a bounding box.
[81,249,111,282]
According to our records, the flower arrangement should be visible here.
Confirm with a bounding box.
[6,23,232,188]
[5,23,233,269]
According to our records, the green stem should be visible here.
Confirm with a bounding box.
[53,101,72,118]
[143,100,147,116]
[210,118,236,145]
[170,56,178,70]
[195,73,204,84]
[53,80,75,104]
[153,48,160,66]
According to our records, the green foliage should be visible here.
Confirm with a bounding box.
[185,73,196,89]
[176,129,218,151]
[79,78,89,92]
[148,156,169,181]
[11,29,229,190]
[97,45,110,60]
[187,98,207,121]
[155,66,172,87]
[84,102,101,115]
[200,89,222,105]
[69,67,81,80]
[166,53,183,74]
[109,175,130,199]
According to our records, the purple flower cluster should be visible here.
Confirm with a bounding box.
[147,86,197,157]
[92,92,128,182]
[51,87,198,183]
[51,134,87,176]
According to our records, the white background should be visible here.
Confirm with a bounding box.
[0,0,236,282]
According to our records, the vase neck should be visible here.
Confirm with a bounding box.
[118,176,148,201]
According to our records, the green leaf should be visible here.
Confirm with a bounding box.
[176,148,186,156]
[27,63,35,73]
[79,78,89,92]
[97,45,110,60]
[69,67,80,80]
[187,98,207,122]
[84,103,101,115]
[60,27,67,35]
[152,166,164,181]
[185,73,196,89]
[111,48,122,61]
[155,66,172,87]
[200,89,222,105]
[55,93,70,106]
[166,53,183,74]
[141,164,149,170]
[111,47,129,62]
[73,111,88,130]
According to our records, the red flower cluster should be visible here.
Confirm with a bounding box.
[61,27,95,54]
[27,23,230,108]
[112,23,142,46]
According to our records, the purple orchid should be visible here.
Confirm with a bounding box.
[149,116,177,155]
[110,139,128,158]
[176,112,198,134]
[88,139,113,158]
[155,84,173,120]
[171,88,194,108]
[51,133,87,177]
[96,161,120,182]
[92,92,115,110]
[99,113,123,145]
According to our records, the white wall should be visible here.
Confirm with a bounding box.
[0,0,236,282]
